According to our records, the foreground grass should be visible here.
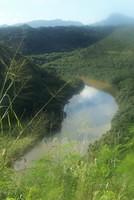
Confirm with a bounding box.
[1,126,133,200]
[0,135,40,166]
[0,26,134,199]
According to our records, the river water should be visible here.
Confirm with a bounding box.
[14,85,118,171]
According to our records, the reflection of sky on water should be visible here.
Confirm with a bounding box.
[59,85,118,141]
[14,85,118,171]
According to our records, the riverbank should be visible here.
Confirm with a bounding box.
[0,79,84,168]
[0,135,38,166]
[81,77,117,96]
[10,77,133,199]
[0,25,134,199]
[12,79,116,167]
[13,83,118,171]
[1,74,133,199]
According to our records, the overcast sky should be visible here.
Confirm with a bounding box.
[0,0,134,25]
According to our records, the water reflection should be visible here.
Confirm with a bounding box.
[57,85,118,141]
[14,85,118,171]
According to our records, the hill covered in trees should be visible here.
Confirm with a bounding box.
[0,26,115,54]
[0,43,83,135]
[41,26,134,140]
[0,25,134,199]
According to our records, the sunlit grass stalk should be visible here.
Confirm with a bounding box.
[0,44,72,167]
[0,39,24,99]
[10,80,71,146]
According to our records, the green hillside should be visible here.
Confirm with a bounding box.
[0,26,134,199]
[41,27,134,140]
[0,26,115,54]
[0,44,83,129]
[0,43,83,170]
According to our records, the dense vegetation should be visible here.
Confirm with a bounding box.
[0,26,115,54]
[2,127,134,199]
[0,25,134,199]
[0,44,83,132]
[0,43,83,170]
[41,26,134,144]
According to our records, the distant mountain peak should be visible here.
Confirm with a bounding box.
[0,19,83,29]
[108,13,127,18]
[28,19,83,28]
[93,13,134,26]
[7,19,83,28]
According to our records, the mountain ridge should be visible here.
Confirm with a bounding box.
[93,13,134,26]
[0,19,83,28]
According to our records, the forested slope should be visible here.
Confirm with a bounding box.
[42,26,134,144]
[0,26,115,54]
[0,43,83,134]
[0,26,134,199]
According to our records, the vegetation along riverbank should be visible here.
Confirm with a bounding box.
[0,25,134,199]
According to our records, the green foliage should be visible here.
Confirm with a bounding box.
[0,25,134,199]
[40,26,134,144]
[0,26,115,55]
[3,127,134,199]
[0,43,83,135]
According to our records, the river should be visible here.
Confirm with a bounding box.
[14,85,118,171]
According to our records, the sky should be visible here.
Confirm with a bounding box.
[0,0,134,25]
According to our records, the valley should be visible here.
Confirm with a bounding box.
[0,22,134,199]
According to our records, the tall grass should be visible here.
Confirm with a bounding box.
[0,45,71,166]
[0,44,73,199]
[2,130,133,200]
[0,43,133,199]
